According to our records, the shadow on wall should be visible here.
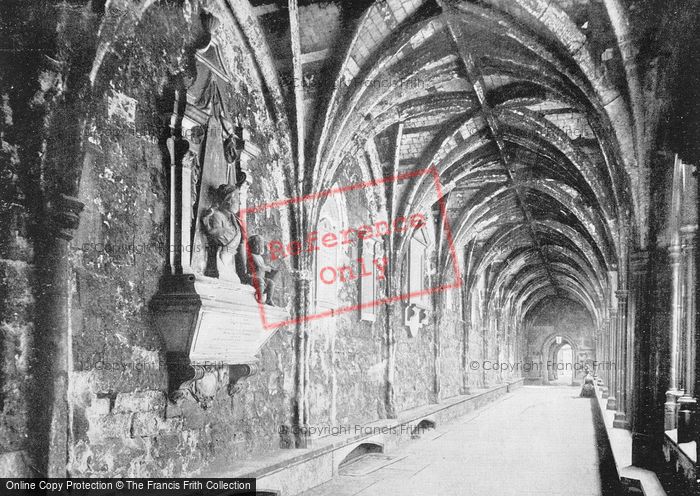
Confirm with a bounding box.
[589,398,624,496]
[338,442,384,470]
[411,418,437,438]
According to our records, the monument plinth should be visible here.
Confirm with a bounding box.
[151,38,286,405]
[151,274,288,401]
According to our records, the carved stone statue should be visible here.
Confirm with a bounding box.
[248,234,278,305]
[201,183,245,282]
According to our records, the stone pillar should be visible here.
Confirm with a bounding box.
[629,251,662,467]
[603,315,611,389]
[384,271,399,419]
[696,209,700,408]
[607,313,613,388]
[461,320,471,395]
[31,195,84,476]
[495,306,503,384]
[600,317,610,396]
[482,327,489,387]
[607,306,618,410]
[431,295,441,404]
[665,155,686,429]
[166,135,182,275]
[665,244,684,429]
[695,228,700,411]
[675,226,697,443]
[292,271,312,448]
[681,225,697,395]
[614,289,630,428]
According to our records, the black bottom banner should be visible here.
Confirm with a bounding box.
[1,479,260,495]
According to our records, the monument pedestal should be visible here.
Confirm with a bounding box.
[151,274,289,403]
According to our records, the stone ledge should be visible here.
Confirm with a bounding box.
[663,429,697,494]
[663,429,696,464]
[201,379,524,495]
[592,386,666,496]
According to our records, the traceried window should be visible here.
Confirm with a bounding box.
[316,216,338,310]
[408,227,429,308]
[360,238,382,321]
[315,194,343,311]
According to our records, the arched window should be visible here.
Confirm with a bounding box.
[408,226,429,309]
[360,238,382,321]
[315,194,344,311]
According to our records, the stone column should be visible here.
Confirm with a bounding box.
[292,269,312,448]
[607,306,618,410]
[629,251,661,467]
[665,244,684,429]
[607,314,613,388]
[431,294,441,404]
[696,203,700,405]
[615,300,622,408]
[603,315,611,389]
[31,195,84,476]
[599,322,605,387]
[384,270,399,419]
[675,226,697,442]
[695,229,700,409]
[495,306,503,384]
[461,320,471,395]
[665,155,686,429]
[166,135,182,275]
[600,317,610,396]
[614,289,630,428]
[681,225,697,395]
[482,326,489,387]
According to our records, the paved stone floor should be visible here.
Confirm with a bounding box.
[299,386,619,496]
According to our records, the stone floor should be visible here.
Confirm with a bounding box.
[299,386,619,496]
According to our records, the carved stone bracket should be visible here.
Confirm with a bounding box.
[163,353,260,403]
[405,303,428,337]
[151,274,288,408]
[227,363,259,396]
[165,352,207,402]
[48,194,85,241]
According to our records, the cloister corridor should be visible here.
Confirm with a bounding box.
[2,1,700,495]
[299,386,619,496]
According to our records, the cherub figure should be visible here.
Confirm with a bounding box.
[248,234,278,305]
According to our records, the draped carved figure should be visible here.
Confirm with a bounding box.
[201,183,246,282]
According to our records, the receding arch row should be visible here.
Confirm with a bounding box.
[321,61,621,237]
[395,133,620,271]
[432,185,615,316]
[484,246,606,309]
[507,271,605,331]
[485,249,606,321]
[401,177,615,289]
[437,182,616,267]
[308,0,636,240]
[465,240,607,326]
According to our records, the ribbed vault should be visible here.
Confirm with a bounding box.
[288,0,639,333]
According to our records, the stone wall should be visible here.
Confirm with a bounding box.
[65,4,297,477]
[0,0,53,475]
[306,161,387,429]
[439,309,464,400]
[524,297,596,383]
[0,0,527,479]
[0,258,33,476]
[394,311,434,412]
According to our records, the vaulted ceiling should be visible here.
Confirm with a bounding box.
[247,0,647,328]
